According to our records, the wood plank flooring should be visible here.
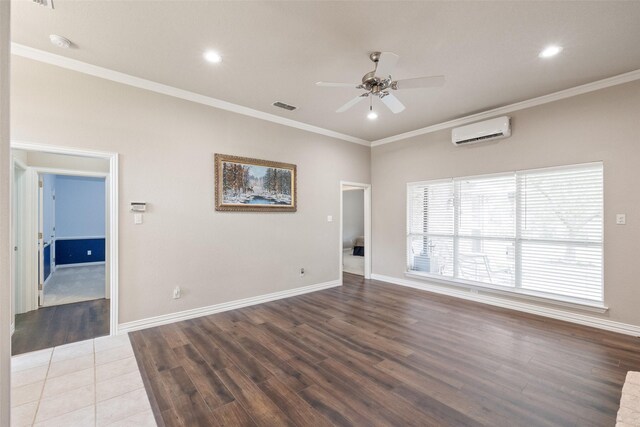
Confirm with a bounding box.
[130,274,640,426]
[11,298,110,355]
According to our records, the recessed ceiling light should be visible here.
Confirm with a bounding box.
[539,45,563,58]
[204,50,222,64]
[49,34,71,49]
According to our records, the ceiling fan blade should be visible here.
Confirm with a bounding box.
[380,93,405,114]
[316,81,358,88]
[374,52,399,79]
[336,94,367,113]
[393,75,445,90]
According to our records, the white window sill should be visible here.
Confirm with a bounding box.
[405,271,609,314]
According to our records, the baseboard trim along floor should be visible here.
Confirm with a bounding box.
[372,273,640,337]
[118,279,341,334]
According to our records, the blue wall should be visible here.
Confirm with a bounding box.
[43,244,51,280]
[55,175,106,238]
[41,174,106,268]
[55,238,106,265]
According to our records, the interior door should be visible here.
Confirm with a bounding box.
[38,176,44,307]
[12,165,20,321]
[12,163,29,315]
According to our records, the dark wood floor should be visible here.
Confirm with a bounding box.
[130,273,640,427]
[12,298,110,355]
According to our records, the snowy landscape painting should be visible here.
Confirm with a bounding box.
[215,154,297,212]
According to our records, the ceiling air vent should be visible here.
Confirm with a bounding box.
[272,102,297,111]
[32,0,54,9]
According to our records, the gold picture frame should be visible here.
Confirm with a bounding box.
[215,154,297,212]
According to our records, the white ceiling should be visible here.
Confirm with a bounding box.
[12,1,640,142]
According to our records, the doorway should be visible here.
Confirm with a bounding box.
[38,173,107,307]
[340,181,371,280]
[10,142,119,355]
[11,158,28,335]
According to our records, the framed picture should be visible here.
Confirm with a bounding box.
[215,154,297,212]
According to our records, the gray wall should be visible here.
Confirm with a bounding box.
[342,189,364,248]
[11,56,371,324]
[10,49,640,334]
[372,80,640,327]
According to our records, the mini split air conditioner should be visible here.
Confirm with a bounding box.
[451,116,511,146]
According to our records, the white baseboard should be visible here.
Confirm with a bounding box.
[117,279,341,334]
[371,273,640,337]
[56,261,105,269]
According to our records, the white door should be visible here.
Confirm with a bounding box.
[12,165,23,319]
[38,176,44,307]
[12,162,39,315]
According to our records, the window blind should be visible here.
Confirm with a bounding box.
[407,163,603,304]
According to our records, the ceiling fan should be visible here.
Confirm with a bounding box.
[316,51,445,116]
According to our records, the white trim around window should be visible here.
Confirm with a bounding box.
[406,162,604,309]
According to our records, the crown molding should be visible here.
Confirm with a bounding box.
[11,43,370,147]
[371,68,640,147]
[13,43,640,149]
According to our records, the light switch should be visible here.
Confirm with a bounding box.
[616,214,626,225]
[134,213,143,224]
[327,215,333,222]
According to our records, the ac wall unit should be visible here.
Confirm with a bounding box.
[451,116,511,146]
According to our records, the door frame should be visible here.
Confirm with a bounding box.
[37,172,43,307]
[339,181,371,281]
[34,168,109,307]
[10,156,29,333]
[11,141,120,335]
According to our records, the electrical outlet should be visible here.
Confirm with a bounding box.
[616,214,626,225]
[87,250,92,256]
[173,286,181,299]
[300,268,305,277]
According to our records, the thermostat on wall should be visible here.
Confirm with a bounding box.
[130,202,147,212]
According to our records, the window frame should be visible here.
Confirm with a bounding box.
[406,162,605,310]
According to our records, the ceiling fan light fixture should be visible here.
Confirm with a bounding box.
[367,106,378,121]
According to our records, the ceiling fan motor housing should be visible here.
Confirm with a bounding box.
[361,71,391,94]
[317,50,443,114]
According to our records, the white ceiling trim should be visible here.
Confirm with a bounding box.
[370,68,640,147]
[11,43,370,146]
[12,43,640,149]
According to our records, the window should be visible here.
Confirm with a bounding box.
[407,163,603,304]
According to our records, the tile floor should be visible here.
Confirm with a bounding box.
[11,334,156,426]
